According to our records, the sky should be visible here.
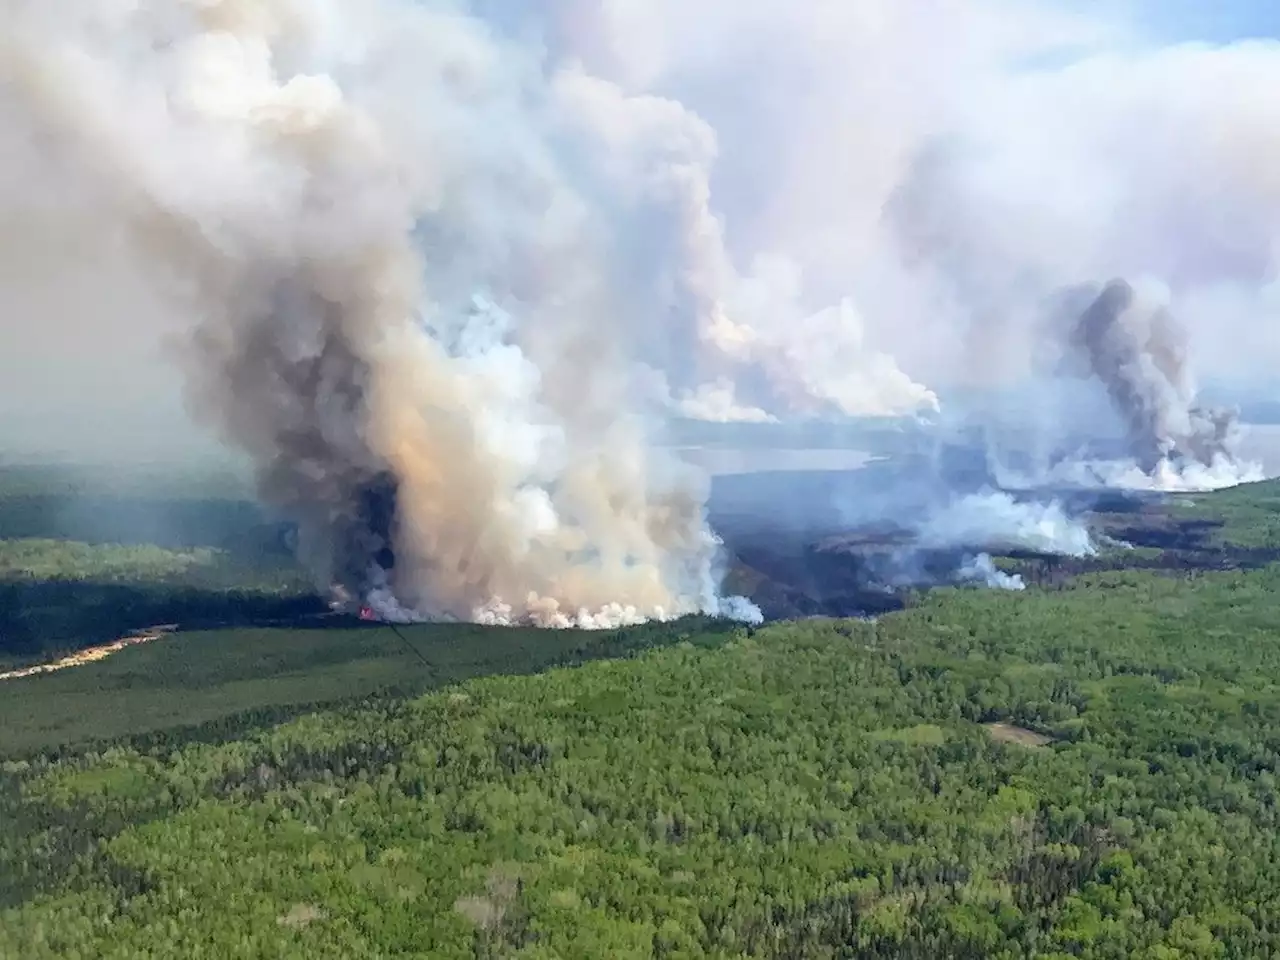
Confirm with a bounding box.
[1128,0,1280,42]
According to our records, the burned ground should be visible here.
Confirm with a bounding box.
[1008,511,1280,589]
[716,475,1280,618]
[723,533,912,622]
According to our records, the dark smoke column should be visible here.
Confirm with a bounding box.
[187,274,418,618]
[1067,277,1241,476]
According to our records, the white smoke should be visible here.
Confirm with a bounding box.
[531,0,1278,472]
[920,491,1097,558]
[958,553,1026,592]
[675,379,777,425]
[1033,456,1265,494]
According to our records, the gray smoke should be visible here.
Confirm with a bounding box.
[1055,278,1250,483]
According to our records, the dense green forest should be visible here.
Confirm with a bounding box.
[4,472,1280,956]
[6,570,1280,957]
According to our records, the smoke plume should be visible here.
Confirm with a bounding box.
[970,276,1265,493]
[0,0,779,626]
[5,0,1279,624]
[1054,278,1249,480]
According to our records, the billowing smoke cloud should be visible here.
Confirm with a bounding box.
[1042,277,1256,485]
[5,0,1278,624]
[1,0,781,626]
[967,277,1264,493]
[518,1,1277,489]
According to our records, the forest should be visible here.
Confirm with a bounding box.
[2,470,1280,957]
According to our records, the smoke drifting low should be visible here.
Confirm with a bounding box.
[920,491,1096,560]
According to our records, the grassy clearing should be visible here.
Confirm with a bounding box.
[984,723,1054,748]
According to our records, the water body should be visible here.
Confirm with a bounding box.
[674,447,881,476]
[677,424,1280,479]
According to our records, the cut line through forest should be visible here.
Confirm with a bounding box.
[0,625,176,682]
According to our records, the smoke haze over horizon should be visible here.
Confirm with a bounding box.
[2,0,1278,622]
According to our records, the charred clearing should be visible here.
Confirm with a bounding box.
[713,470,1278,619]
[726,533,911,622]
[1002,508,1280,589]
